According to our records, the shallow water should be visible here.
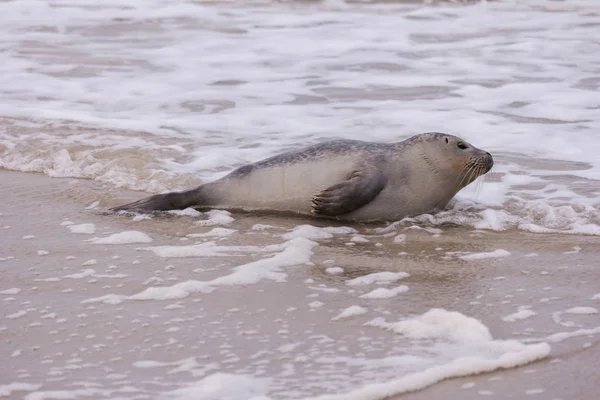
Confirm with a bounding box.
[1,1,600,399]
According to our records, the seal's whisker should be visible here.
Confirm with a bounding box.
[466,164,478,187]
[458,163,476,191]
[456,165,470,191]
[472,165,486,197]
[455,167,466,192]
[466,163,484,194]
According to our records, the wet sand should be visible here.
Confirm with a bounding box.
[1,170,599,399]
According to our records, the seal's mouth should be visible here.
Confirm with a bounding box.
[458,152,494,188]
[470,152,494,173]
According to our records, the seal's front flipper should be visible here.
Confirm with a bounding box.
[109,188,203,213]
[311,169,387,217]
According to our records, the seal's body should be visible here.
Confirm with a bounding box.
[111,133,493,222]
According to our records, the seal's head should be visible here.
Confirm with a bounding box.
[415,132,494,189]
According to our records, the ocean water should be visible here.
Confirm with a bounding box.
[1,0,600,234]
[1,1,600,399]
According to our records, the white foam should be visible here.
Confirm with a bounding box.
[163,373,270,400]
[393,234,406,243]
[141,242,257,258]
[308,301,324,309]
[346,272,410,286]
[252,224,274,231]
[85,201,99,210]
[81,294,126,305]
[89,231,153,244]
[128,281,214,301]
[6,310,28,319]
[0,383,42,397]
[359,286,409,299]
[565,307,598,315]
[502,307,537,322]
[63,269,95,279]
[311,309,551,400]
[68,223,96,234]
[325,267,344,275]
[527,326,600,344]
[282,225,336,240]
[459,249,511,260]
[332,305,368,321]
[187,228,237,238]
[350,235,369,243]
[0,288,21,295]
[22,388,109,399]
[525,388,545,395]
[366,309,492,343]
[200,237,317,286]
[196,210,234,226]
[125,236,317,301]
[168,208,203,217]
[134,360,168,369]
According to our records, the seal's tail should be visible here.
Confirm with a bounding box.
[109,187,207,213]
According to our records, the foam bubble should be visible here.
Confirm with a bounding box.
[528,326,600,344]
[187,228,237,238]
[525,388,545,395]
[325,267,344,275]
[89,231,153,244]
[565,307,598,315]
[346,272,410,286]
[282,225,335,240]
[359,286,409,299]
[163,373,270,400]
[1,288,21,295]
[367,309,494,343]
[196,210,234,226]
[459,249,511,260]
[141,242,257,258]
[124,236,318,301]
[0,383,42,397]
[502,307,537,323]
[67,223,96,234]
[332,305,368,321]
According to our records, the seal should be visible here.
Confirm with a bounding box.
[110,132,493,222]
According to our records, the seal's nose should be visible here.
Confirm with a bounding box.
[485,152,494,172]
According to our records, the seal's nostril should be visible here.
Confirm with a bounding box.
[486,151,491,157]
[485,154,494,172]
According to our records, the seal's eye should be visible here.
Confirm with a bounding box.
[445,138,449,144]
[456,141,468,150]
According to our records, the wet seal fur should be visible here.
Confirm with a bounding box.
[110,132,493,222]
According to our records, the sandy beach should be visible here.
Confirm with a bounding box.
[2,1,600,398]
[1,170,598,399]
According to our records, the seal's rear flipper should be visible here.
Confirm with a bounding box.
[311,169,387,217]
[109,188,204,213]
